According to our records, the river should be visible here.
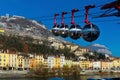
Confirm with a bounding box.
[0,74,120,80]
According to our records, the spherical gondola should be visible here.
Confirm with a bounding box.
[69,24,82,40]
[59,24,69,38]
[82,24,100,42]
[52,24,60,36]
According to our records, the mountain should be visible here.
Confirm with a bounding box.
[86,43,112,55]
[0,14,51,39]
[0,14,70,45]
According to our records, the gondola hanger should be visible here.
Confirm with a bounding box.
[52,14,60,36]
[69,9,82,40]
[82,5,100,42]
[59,12,69,38]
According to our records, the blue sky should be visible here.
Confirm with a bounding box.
[0,0,120,57]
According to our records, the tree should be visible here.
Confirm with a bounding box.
[83,53,90,59]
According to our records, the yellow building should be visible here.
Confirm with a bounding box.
[8,53,18,70]
[35,54,44,66]
[65,59,72,68]
[80,60,90,70]
[29,57,36,69]
[0,51,9,70]
[0,28,5,33]
[112,59,120,70]
[72,61,80,67]
[44,58,48,68]
[54,56,60,68]
[29,54,44,69]
[89,61,93,70]
[101,61,111,71]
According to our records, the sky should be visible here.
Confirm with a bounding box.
[0,0,120,57]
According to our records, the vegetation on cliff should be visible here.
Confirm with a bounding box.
[0,34,75,58]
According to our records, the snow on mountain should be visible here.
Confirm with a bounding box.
[0,14,52,39]
[31,20,46,29]
[87,43,112,55]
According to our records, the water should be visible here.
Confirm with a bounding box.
[0,74,120,80]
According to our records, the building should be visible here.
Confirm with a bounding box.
[54,56,60,68]
[24,56,30,70]
[29,56,36,69]
[101,61,111,71]
[89,61,93,70]
[80,60,90,70]
[47,56,55,68]
[44,57,48,68]
[0,51,9,70]
[112,58,120,70]
[0,28,5,33]
[65,59,72,68]
[60,55,65,67]
[92,61,101,70]
[47,55,65,68]
[35,54,44,65]
[51,42,65,49]
[74,47,89,56]
[54,55,65,68]
[72,61,80,67]
[8,53,18,70]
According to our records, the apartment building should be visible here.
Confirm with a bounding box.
[47,55,65,68]
[8,53,18,70]
[47,56,54,68]
[101,61,111,71]
[0,51,9,70]
[92,61,101,70]
[80,60,90,70]
[112,59,120,70]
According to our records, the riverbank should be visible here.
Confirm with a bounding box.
[0,70,120,79]
[0,70,28,78]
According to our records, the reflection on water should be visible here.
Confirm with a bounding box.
[1,74,120,80]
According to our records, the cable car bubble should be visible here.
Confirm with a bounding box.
[52,24,60,36]
[59,24,69,38]
[69,24,82,40]
[82,24,100,42]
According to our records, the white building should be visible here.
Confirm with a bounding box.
[8,53,18,70]
[92,61,101,70]
[24,57,30,70]
[47,55,65,68]
[60,56,65,67]
[47,56,55,68]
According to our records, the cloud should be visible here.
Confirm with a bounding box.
[97,48,112,55]
[92,43,108,49]
[87,43,112,55]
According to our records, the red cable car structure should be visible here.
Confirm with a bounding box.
[94,0,120,18]
[82,5,100,42]
[52,14,60,36]
[51,1,120,42]
[59,12,69,38]
[69,9,82,40]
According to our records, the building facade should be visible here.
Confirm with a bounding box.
[92,61,101,70]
